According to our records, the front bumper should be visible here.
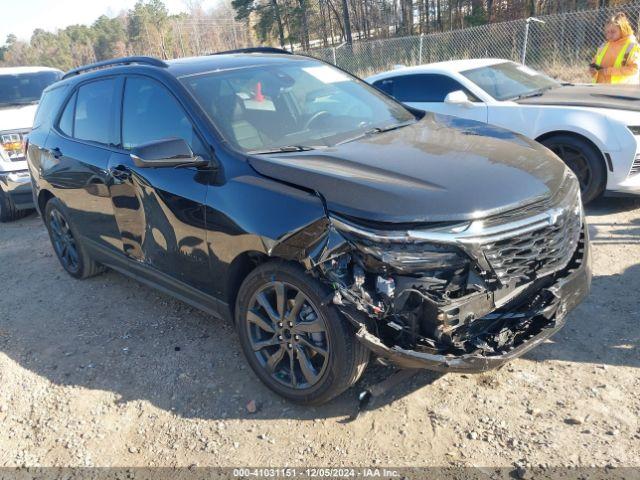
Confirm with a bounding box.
[610,171,640,195]
[0,170,34,209]
[345,233,592,373]
[606,146,640,195]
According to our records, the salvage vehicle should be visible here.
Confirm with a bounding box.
[0,66,62,221]
[367,59,640,203]
[27,51,591,405]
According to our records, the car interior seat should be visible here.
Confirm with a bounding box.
[214,93,266,151]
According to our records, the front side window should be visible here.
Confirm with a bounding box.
[373,78,394,95]
[462,62,559,101]
[121,76,204,154]
[376,74,475,102]
[0,70,61,107]
[73,78,118,145]
[181,60,415,153]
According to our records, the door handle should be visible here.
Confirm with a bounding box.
[109,165,132,182]
[50,147,62,159]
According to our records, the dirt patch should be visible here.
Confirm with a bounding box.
[0,197,639,469]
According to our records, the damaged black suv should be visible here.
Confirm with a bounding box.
[28,50,591,405]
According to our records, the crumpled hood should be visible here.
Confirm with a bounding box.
[0,103,37,132]
[248,114,567,223]
[517,84,640,112]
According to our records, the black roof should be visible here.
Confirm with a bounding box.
[60,49,315,82]
[165,53,314,78]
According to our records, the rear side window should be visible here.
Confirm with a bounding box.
[58,91,76,137]
[73,78,118,145]
[375,74,475,102]
[121,76,205,155]
[33,84,68,130]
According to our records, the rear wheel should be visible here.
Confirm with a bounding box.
[44,198,104,279]
[235,262,369,405]
[542,134,606,204]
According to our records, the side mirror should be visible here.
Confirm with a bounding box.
[130,138,208,168]
[444,90,472,106]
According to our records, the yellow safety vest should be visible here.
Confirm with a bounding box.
[594,37,640,84]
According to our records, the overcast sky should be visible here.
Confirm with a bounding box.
[1,0,222,43]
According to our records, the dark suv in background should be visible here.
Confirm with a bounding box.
[27,50,591,405]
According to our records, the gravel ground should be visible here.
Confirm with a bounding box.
[0,197,639,470]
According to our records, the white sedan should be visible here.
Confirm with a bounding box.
[366,59,640,202]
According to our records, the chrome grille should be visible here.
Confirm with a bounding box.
[630,154,640,177]
[454,174,583,286]
[482,204,582,284]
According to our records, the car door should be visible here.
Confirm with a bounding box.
[373,73,488,123]
[42,77,123,252]
[106,75,212,292]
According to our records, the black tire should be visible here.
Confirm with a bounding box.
[541,134,606,204]
[43,197,104,279]
[235,262,369,405]
[0,188,27,222]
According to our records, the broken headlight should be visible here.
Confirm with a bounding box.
[359,241,468,274]
[330,215,470,275]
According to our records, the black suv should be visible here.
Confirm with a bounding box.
[27,50,591,405]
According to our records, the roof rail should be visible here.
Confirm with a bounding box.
[210,47,292,56]
[62,56,168,80]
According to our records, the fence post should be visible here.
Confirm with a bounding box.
[419,34,424,64]
[521,19,530,64]
[333,46,337,65]
[521,17,545,65]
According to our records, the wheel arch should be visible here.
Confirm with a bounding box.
[37,189,55,216]
[535,130,611,175]
[225,250,270,318]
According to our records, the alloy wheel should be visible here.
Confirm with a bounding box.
[49,209,80,273]
[246,281,329,390]
[550,143,592,192]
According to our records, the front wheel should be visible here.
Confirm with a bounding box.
[542,134,606,204]
[235,262,369,405]
[44,198,104,279]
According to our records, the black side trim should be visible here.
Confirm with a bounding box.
[83,237,231,322]
[605,153,614,172]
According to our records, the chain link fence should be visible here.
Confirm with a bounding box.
[303,2,640,82]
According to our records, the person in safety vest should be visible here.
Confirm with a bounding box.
[590,13,639,85]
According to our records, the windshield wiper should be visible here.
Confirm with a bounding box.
[366,120,416,135]
[338,120,416,145]
[249,145,318,155]
[511,86,556,101]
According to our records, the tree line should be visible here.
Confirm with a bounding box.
[0,0,251,70]
[244,0,635,50]
[0,0,634,69]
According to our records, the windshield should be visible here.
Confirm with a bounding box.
[461,62,559,101]
[0,70,62,107]
[180,60,415,153]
